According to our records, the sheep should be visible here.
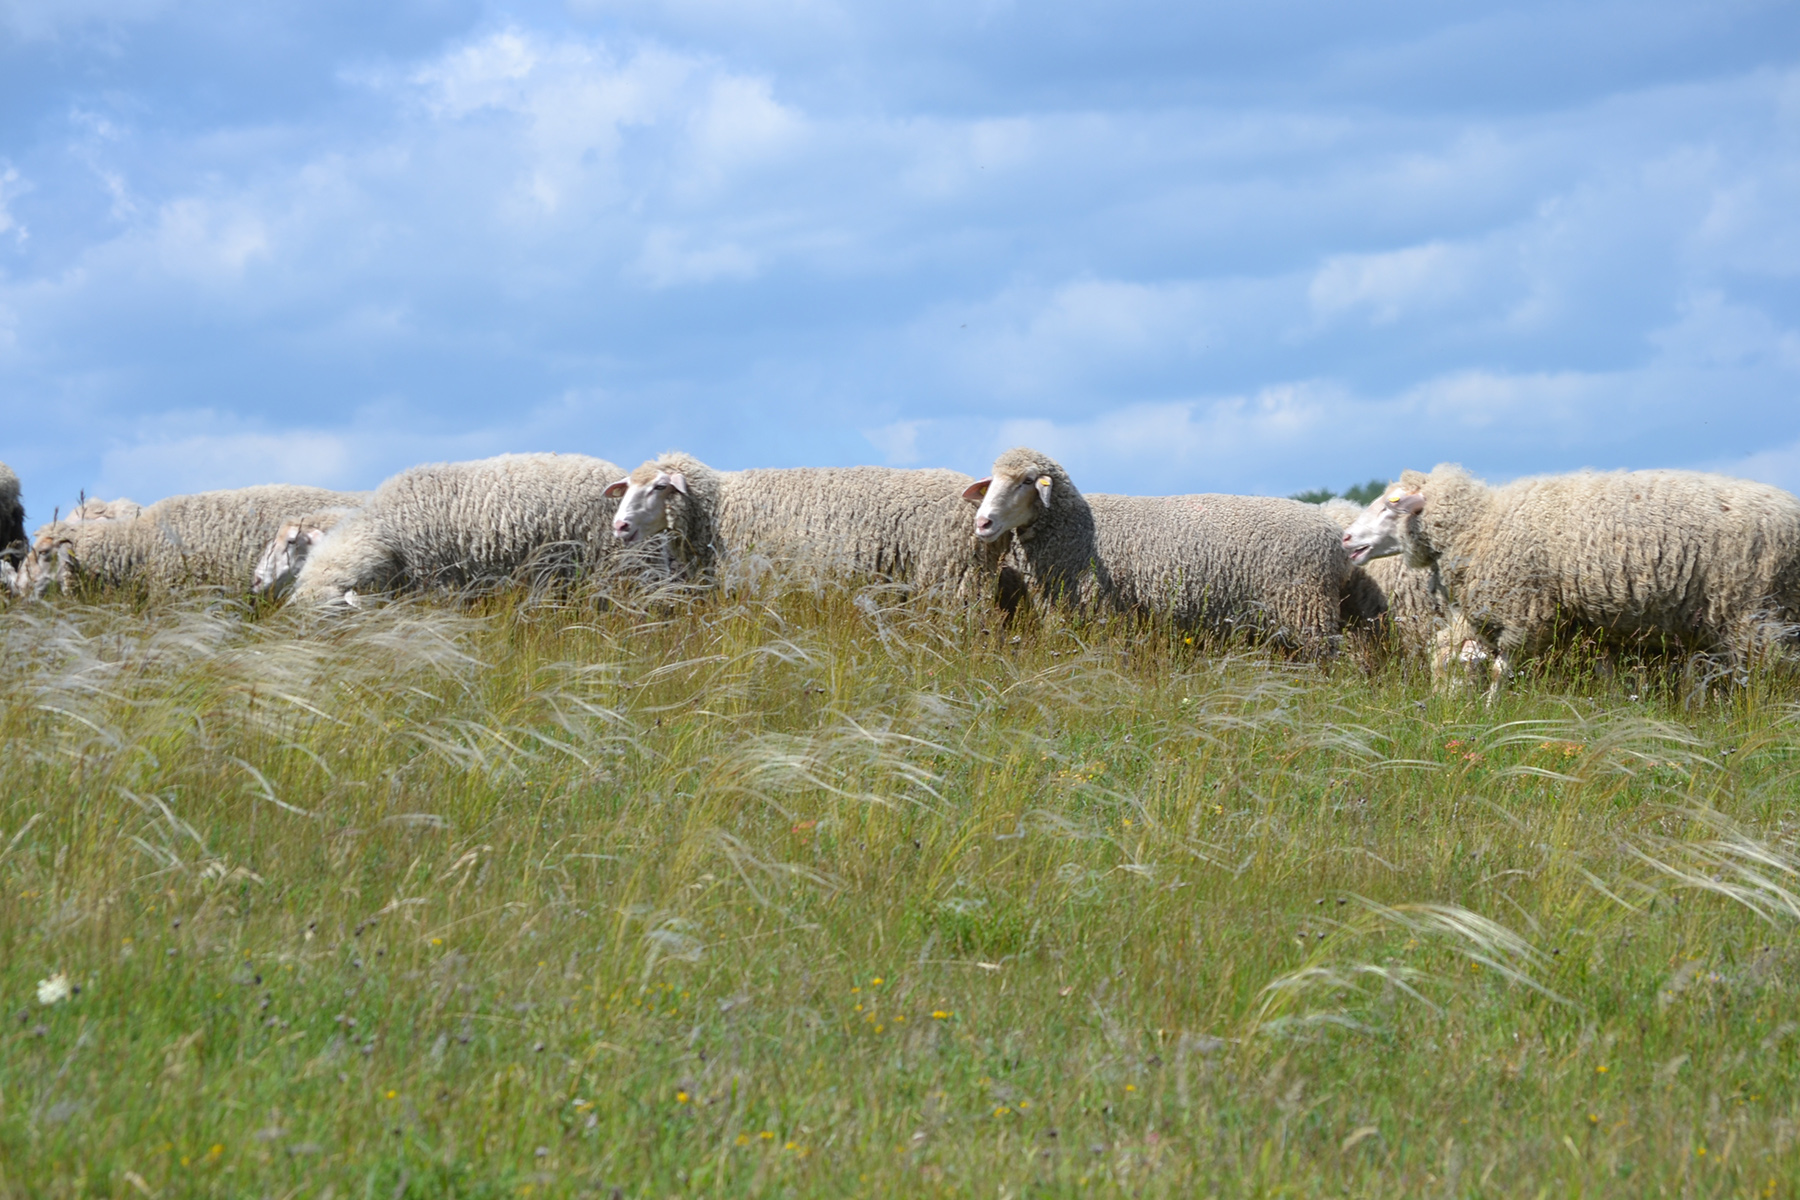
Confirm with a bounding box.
[0,461,25,565]
[968,447,1349,652]
[251,505,366,598]
[1317,496,1450,659]
[605,452,1019,607]
[288,453,625,605]
[1341,464,1800,695]
[18,484,363,597]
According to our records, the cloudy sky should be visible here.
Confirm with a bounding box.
[1,0,1797,515]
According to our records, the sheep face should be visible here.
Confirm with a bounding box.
[253,522,328,598]
[964,470,1052,543]
[14,541,63,598]
[606,469,688,545]
[1342,487,1423,566]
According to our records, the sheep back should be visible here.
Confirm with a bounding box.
[1402,463,1800,659]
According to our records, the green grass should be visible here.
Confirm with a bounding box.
[3,580,1800,1197]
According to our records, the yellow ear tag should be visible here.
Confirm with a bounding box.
[1385,487,1412,502]
[1037,476,1051,487]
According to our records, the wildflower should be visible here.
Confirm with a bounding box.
[1125,1084,1136,1092]
[785,1141,799,1151]
[851,987,861,994]
[993,1106,1011,1117]
[875,1024,884,1032]
[854,1004,864,1012]
[1444,739,1465,750]
[1121,818,1133,827]
[1697,1147,1707,1157]
[386,1090,398,1099]
[736,1134,750,1146]
[893,1015,904,1022]
[1595,1065,1608,1074]
[1587,1113,1598,1125]
[870,978,883,986]
[1183,637,1193,645]
[207,1144,223,1160]
[36,973,72,1005]
[676,1091,690,1104]
[760,1131,775,1140]
[430,938,443,946]
[932,1010,950,1020]
[1212,804,1224,815]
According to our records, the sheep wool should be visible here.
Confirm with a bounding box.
[1395,463,1800,671]
[25,484,361,594]
[290,453,624,603]
[988,448,1348,651]
[615,452,1014,604]
[0,461,24,562]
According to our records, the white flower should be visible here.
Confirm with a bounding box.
[36,972,72,1005]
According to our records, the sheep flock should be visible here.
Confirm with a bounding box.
[7,450,1800,698]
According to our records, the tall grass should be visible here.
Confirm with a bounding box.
[3,580,1800,1197]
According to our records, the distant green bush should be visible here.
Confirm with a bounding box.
[1290,478,1390,505]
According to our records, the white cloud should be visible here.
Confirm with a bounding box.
[1309,241,1474,325]
[0,164,28,246]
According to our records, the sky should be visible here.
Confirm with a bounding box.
[1,0,1798,516]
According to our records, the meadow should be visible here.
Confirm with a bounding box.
[3,575,1799,1198]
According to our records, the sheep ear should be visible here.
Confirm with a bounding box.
[667,472,689,496]
[1034,475,1053,509]
[962,478,992,502]
[304,527,328,546]
[1388,491,1425,516]
[604,479,630,498]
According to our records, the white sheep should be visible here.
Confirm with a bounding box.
[1341,464,1800,695]
[250,505,366,598]
[18,484,363,597]
[63,496,144,523]
[606,452,1018,607]
[970,447,1349,652]
[288,453,625,604]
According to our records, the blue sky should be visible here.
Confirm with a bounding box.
[1,0,1798,517]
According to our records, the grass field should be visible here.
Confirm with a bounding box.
[3,578,1800,1197]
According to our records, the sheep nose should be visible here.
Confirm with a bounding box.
[976,516,993,533]
[613,519,631,534]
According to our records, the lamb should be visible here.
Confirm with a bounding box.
[969,447,1349,652]
[288,453,625,605]
[605,452,1017,606]
[17,484,363,597]
[1341,464,1800,694]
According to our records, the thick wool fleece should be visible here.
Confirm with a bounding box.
[626,453,1012,604]
[993,447,1349,651]
[0,462,23,561]
[1398,463,1800,663]
[31,484,360,591]
[291,453,623,603]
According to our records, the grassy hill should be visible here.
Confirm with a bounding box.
[2,581,1797,1196]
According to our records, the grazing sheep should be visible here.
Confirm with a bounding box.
[1342,464,1800,694]
[969,447,1348,652]
[251,505,366,598]
[606,452,1018,606]
[289,453,625,604]
[0,462,25,565]
[1318,496,1449,658]
[19,484,362,597]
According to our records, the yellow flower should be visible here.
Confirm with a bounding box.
[785,1141,799,1151]
[676,1091,690,1104]
[1121,818,1133,827]
[851,987,861,994]
[736,1134,750,1146]
[854,1004,863,1012]
[871,977,883,986]
[207,1144,223,1160]
[932,1010,950,1020]
[1125,1084,1136,1092]
[431,938,443,946]
[760,1131,775,1140]
[386,1090,397,1099]
[1595,1065,1608,1074]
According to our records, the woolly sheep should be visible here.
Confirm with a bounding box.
[969,447,1348,652]
[1317,495,1453,660]
[1342,464,1800,694]
[606,452,1017,606]
[289,453,625,605]
[18,484,362,597]
[251,505,366,598]
[0,461,24,563]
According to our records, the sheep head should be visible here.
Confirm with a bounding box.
[1341,484,1424,566]
[608,463,689,545]
[253,521,330,598]
[966,453,1056,543]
